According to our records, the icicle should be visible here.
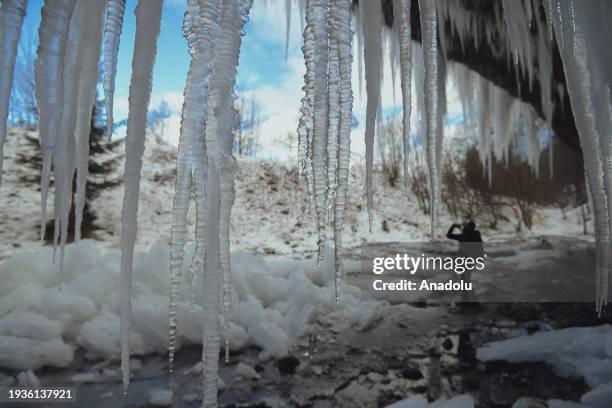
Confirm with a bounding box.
[54,0,85,278]
[169,0,221,373]
[361,0,383,232]
[297,15,314,190]
[35,0,76,240]
[307,0,329,264]
[204,0,253,369]
[284,0,291,60]
[119,0,164,393]
[0,0,28,190]
[103,0,126,140]
[355,6,364,99]
[418,0,439,239]
[551,0,612,312]
[326,14,339,223]
[392,0,412,188]
[522,104,540,175]
[74,2,107,243]
[330,0,352,303]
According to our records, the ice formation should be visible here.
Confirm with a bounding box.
[361,0,382,232]
[0,240,381,374]
[119,0,164,392]
[297,0,353,303]
[0,0,611,406]
[102,0,126,140]
[392,0,412,188]
[0,0,28,190]
[549,1,612,311]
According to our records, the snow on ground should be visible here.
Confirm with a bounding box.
[0,128,591,259]
[477,325,612,408]
[0,239,381,370]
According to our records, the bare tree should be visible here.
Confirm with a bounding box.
[234,92,263,156]
[376,115,403,186]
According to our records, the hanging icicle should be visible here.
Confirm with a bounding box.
[307,0,330,264]
[332,0,352,303]
[119,0,164,393]
[418,0,440,239]
[103,0,127,140]
[550,0,612,313]
[0,0,28,191]
[74,2,108,243]
[168,0,222,374]
[392,0,412,188]
[35,0,76,240]
[361,0,383,232]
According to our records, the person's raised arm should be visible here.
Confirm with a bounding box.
[447,224,462,240]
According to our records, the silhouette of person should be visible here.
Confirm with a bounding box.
[447,221,483,302]
[447,221,484,257]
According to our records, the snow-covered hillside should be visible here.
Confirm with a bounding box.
[0,128,590,258]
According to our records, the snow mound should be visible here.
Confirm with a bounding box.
[0,240,382,370]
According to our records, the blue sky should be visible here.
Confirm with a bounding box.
[19,0,466,160]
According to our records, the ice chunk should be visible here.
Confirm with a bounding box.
[385,394,428,408]
[0,311,62,340]
[0,336,72,370]
[236,362,260,380]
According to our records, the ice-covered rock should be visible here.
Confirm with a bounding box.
[71,372,99,383]
[477,325,612,388]
[236,362,260,380]
[547,399,591,408]
[148,389,173,406]
[385,394,474,408]
[580,382,612,408]
[428,394,475,407]
[385,394,428,408]
[512,397,547,408]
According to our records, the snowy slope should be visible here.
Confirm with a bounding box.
[0,128,590,259]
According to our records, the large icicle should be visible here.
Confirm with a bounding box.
[307,0,329,264]
[361,0,383,231]
[168,0,221,372]
[326,8,340,223]
[119,0,164,393]
[205,0,253,367]
[201,0,253,402]
[0,0,28,190]
[297,9,315,197]
[418,0,439,239]
[74,1,107,243]
[392,0,412,188]
[332,0,352,302]
[550,0,612,312]
[53,0,84,275]
[35,0,76,240]
[103,0,127,140]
